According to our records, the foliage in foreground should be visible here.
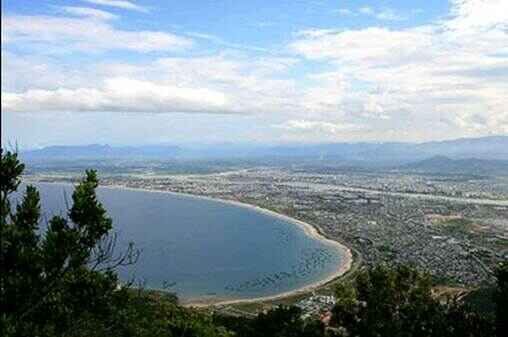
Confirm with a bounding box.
[330,264,495,337]
[1,150,506,337]
[214,306,326,337]
[216,264,506,337]
[0,150,229,337]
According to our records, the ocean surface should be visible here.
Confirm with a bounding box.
[18,182,347,303]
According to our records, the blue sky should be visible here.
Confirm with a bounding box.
[2,0,507,148]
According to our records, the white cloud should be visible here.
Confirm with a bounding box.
[82,0,148,12]
[446,0,508,30]
[59,6,118,20]
[293,28,341,38]
[290,27,431,63]
[289,0,508,138]
[2,77,228,113]
[186,32,268,52]
[2,14,192,53]
[337,8,353,16]
[2,0,507,142]
[1,51,102,92]
[273,120,364,133]
[339,6,407,21]
[359,7,374,15]
[1,53,303,115]
[375,9,407,21]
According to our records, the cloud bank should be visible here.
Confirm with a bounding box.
[3,78,228,113]
[2,0,507,142]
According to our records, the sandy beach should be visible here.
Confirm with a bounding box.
[27,180,353,307]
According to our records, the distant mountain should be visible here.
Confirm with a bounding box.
[412,136,508,159]
[274,136,508,162]
[193,136,508,162]
[400,155,508,175]
[21,144,181,160]
[169,136,507,163]
[20,135,508,164]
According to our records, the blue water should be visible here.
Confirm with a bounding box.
[19,182,347,303]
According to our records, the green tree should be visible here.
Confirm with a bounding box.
[331,265,494,337]
[495,261,508,337]
[0,150,138,335]
[0,151,230,337]
[214,305,325,337]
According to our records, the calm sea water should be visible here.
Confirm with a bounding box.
[19,182,347,303]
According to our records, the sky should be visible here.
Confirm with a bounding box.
[1,0,507,149]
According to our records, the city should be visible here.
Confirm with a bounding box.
[26,164,508,317]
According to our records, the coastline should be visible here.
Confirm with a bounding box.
[27,180,353,307]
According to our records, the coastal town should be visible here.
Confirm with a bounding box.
[25,166,508,316]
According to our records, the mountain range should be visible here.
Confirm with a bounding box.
[21,136,508,162]
[400,155,508,176]
[21,136,508,173]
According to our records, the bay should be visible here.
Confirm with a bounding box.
[19,182,349,304]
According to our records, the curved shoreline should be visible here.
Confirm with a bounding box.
[27,180,353,307]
